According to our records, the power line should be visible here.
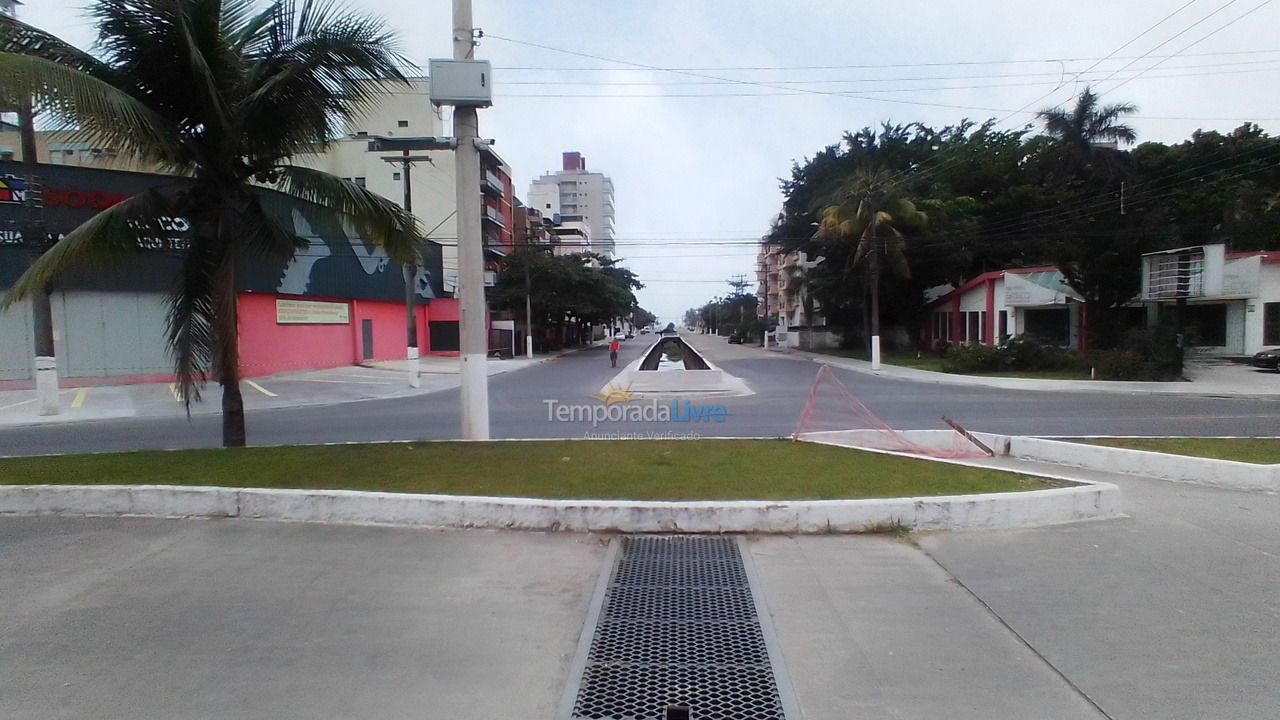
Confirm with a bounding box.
[491,48,1280,72]
[1092,0,1250,90]
[1105,0,1277,93]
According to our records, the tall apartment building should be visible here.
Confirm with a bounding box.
[527,151,615,258]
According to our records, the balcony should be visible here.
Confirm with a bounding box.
[482,205,506,229]
[482,169,504,197]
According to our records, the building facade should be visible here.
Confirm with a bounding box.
[528,151,615,258]
[925,249,1280,356]
[290,77,515,294]
[0,162,454,387]
[756,243,834,349]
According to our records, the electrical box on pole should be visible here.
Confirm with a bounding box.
[428,60,493,107]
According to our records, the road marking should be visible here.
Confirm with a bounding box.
[168,383,184,402]
[71,388,88,408]
[0,397,36,412]
[282,378,399,385]
[245,379,277,397]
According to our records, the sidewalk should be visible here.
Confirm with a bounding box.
[790,348,1280,397]
[0,347,583,428]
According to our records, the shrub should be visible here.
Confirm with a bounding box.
[941,343,1004,373]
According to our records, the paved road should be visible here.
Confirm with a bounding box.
[2,332,1278,456]
[4,465,1276,718]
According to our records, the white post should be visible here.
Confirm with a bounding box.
[35,356,58,415]
[454,0,489,439]
[870,335,882,372]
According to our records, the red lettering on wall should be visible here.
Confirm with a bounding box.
[44,187,131,209]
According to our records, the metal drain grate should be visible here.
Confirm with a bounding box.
[561,536,795,720]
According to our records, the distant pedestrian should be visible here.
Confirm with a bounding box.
[609,337,621,368]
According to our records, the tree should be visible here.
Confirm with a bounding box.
[488,251,640,347]
[0,0,419,446]
[1036,87,1141,348]
[1037,86,1137,178]
[815,170,927,361]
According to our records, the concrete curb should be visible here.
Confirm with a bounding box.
[991,435,1280,492]
[0,480,1120,533]
[809,354,1280,398]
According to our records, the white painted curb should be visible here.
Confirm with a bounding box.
[0,481,1120,533]
[996,436,1279,492]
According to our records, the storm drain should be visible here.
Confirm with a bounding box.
[560,536,796,720]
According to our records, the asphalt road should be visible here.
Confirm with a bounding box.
[1,332,1279,456]
[4,465,1276,719]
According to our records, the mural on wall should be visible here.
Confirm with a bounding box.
[0,161,443,302]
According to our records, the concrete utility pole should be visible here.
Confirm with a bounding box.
[453,0,489,439]
[17,96,58,415]
[383,149,434,388]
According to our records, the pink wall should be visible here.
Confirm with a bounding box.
[351,299,414,362]
[238,293,354,377]
[237,294,472,374]
[429,298,460,321]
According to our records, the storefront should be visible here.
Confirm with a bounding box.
[0,162,457,386]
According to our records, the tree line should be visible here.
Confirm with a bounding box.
[752,88,1280,351]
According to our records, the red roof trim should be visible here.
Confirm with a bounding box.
[1003,264,1060,275]
[1226,250,1280,264]
[927,270,1003,308]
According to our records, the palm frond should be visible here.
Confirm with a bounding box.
[1,188,179,308]
[0,52,181,168]
[271,164,420,263]
[166,234,222,409]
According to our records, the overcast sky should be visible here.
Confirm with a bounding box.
[20,0,1280,324]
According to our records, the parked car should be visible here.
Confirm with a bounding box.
[1253,348,1280,370]
[727,334,745,344]
[624,332,635,339]
[639,329,650,335]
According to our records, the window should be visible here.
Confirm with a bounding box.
[1265,303,1280,346]
[397,120,408,128]
[0,152,11,162]
[392,172,401,181]
[353,177,366,188]
[1024,308,1070,346]
[545,203,551,209]
[966,311,983,344]
[932,311,951,342]
[998,311,1008,342]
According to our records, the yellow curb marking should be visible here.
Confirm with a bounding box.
[71,388,88,408]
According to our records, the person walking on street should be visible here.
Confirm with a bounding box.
[609,337,621,368]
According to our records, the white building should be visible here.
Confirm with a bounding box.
[925,246,1280,356]
[293,77,514,295]
[528,151,615,257]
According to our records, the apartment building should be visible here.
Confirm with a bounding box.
[528,151,615,257]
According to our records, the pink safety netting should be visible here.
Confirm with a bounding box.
[793,365,992,458]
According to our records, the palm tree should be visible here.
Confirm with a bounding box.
[815,169,926,367]
[0,0,420,446]
[1037,86,1137,175]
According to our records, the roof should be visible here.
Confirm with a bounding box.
[926,265,1068,308]
[1226,250,1280,264]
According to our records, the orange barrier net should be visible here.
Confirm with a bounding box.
[793,365,992,458]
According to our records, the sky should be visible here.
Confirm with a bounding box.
[16,0,1280,325]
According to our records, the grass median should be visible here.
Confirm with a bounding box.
[1076,437,1280,465]
[0,439,1060,500]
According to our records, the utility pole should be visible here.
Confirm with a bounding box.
[382,149,434,388]
[453,0,489,439]
[524,261,534,358]
[869,239,882,371]
[18,95,58,415]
